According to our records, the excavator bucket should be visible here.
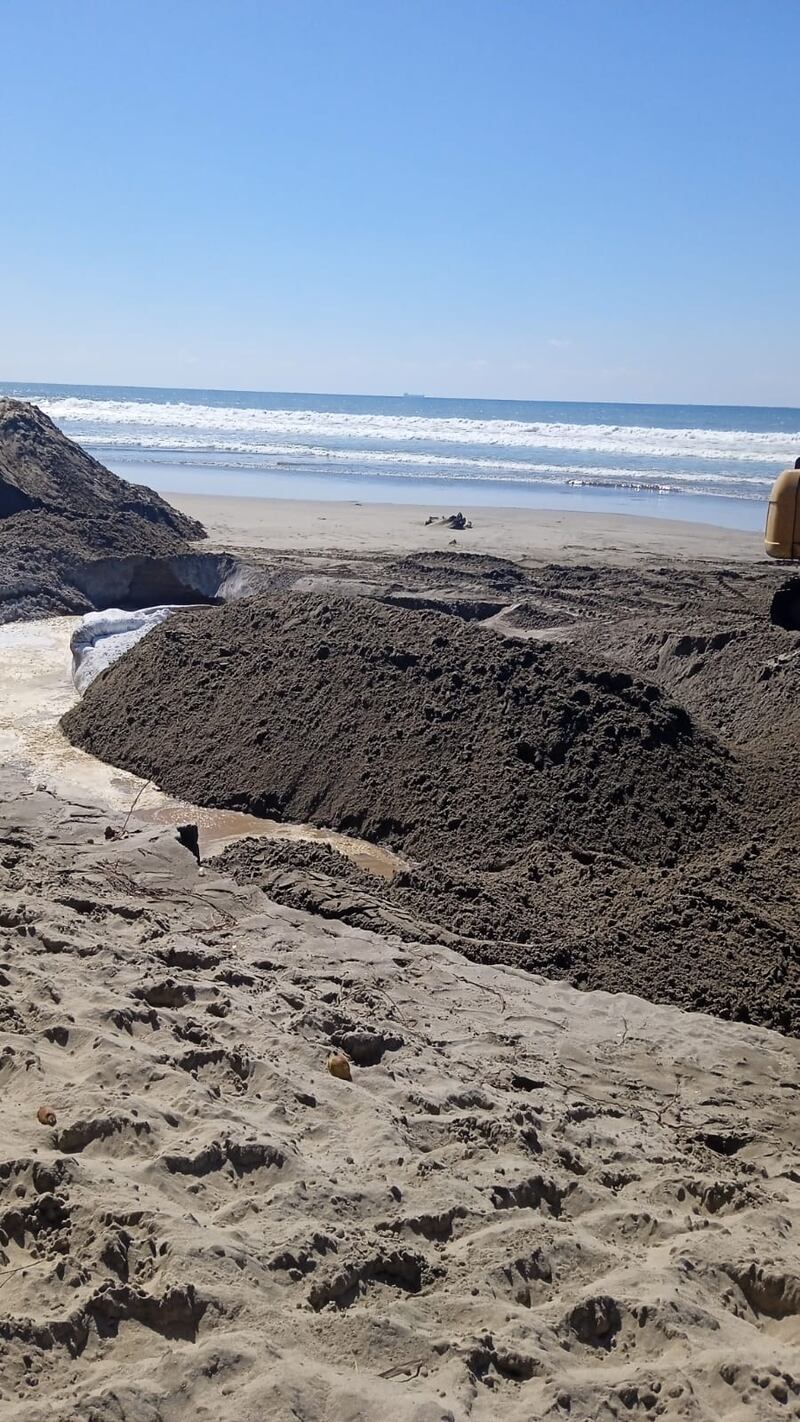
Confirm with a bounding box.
[765,468,800,559]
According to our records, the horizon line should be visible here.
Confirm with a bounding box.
[1,377,799,416]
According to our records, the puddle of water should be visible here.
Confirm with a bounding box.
[139,803,401,878]
[0,617,403,880]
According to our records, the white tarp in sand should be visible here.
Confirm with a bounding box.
[70,606,177,694]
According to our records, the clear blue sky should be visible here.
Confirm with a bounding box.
[2,0,798,404]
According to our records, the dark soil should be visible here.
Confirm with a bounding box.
[0,399,205,620]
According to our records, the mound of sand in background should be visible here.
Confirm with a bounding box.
[61,588,800,1033]
[0,400,205,620]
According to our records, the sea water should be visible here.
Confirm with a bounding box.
[4,381,799,530]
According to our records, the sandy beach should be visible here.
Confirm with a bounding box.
[0,768,798,1421]
[3,0,798,1406]
[2,403,800,1419]
[169,491,764,564]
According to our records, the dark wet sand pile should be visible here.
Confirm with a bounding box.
[63,565,800,1035]
[0,399,205,620]
[64,593,739,866]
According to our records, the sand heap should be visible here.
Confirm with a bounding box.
[63,593,739,868]
[60,591,800,1034]
[0,399,206,621]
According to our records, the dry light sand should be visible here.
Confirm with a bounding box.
[2,496,799,1421]
[170,492,763,564]
[0,769,798,1421]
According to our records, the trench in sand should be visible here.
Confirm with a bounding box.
[0,617,403,877]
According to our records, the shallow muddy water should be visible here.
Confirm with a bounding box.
[0,617,402,877]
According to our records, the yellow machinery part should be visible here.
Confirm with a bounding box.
[765,469,800,559]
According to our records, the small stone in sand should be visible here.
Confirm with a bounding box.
[327,1052,352,1082]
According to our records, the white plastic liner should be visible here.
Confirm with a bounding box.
[70,607,177,695]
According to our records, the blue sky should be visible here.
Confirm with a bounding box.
[2,0,798,404]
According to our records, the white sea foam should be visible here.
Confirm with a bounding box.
[38,396,800,465]
[101,443,772,491]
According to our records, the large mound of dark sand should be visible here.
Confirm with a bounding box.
[62,587,800,1031]
[0,399,206,619]
[63,592,740,870]
[0,399,202,534]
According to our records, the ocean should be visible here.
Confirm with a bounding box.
[4,381,799,531]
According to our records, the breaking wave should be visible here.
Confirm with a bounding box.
[36,396,799,466]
